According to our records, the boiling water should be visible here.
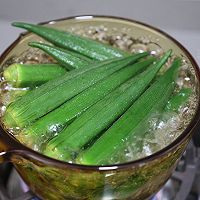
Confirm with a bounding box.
[0,25,198,164]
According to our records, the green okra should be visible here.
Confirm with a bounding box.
[20,57,156,147]
[165,88,192,112]
[122,88,193,160]
[3,52,147,128]
[12,22,129,61]
[78,58,181,165]
[44,50,171,161]
[3,63,67,87]
[29,42,92,70]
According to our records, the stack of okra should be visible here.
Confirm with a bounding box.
[2,22,188,165]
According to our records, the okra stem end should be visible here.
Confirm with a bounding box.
[3,109,18,128]
[3,63,19,85]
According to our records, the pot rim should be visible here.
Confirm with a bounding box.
[1,15,200,171]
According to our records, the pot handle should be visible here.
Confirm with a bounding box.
[0,141,10,163]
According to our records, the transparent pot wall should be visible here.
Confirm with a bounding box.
[12,139,187,200]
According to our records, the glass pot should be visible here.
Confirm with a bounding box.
[0,16,200,200]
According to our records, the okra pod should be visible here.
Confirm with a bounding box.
[44,50,171,161]
[78,58,181,165]
[12,22,129,61]
[165,88,192,112]
[20,57,156,146]
[29,42,92,70]
[3,52,147,128]
[3,63,66,87]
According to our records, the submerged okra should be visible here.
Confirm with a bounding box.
[78,58,181,165]
[44,50,172,161]
[3,63,67,87]
[3,52,147,128]
[165,88,192,112]
[12,22,129,61]
[19,57,156,146]
[28,42,92,70]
